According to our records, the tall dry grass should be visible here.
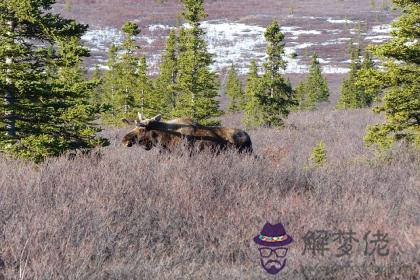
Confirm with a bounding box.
[0,109,418,279]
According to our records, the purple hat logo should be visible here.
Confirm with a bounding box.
[254,222,293,275]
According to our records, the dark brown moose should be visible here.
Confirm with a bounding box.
[122,113,253,153]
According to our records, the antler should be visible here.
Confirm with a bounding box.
[135,113,162,127]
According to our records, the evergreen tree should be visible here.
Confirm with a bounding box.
[295,52,330,111]
[117,22,140,117]
[225,64,244,113]
[0,0,105,162]
[309,141,327,167]
[89,65,102,105]
[337,43,377,109]
[101,22,142,124]
[136,56,157,117]
[173,0,221,125]
[155,29,178,117]
[336,43,362,109]
[307,53,330,102]
[295,80,317,111]
[101,43,120,121]
[242,60,264,127]
[358,0,419,149]
[258,20,295,127]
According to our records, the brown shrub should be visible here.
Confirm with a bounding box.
[0,109,418,279]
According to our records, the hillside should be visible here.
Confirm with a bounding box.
[53,0,397,96]
[0,1,418,279]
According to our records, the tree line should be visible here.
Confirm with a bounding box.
[0,0,418,161]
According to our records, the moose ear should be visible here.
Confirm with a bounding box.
[152,114,162,122]
[135,120,147,127]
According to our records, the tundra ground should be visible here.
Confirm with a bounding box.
[0,108,418,279]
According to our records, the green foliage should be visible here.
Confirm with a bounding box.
[136,56,158,117]
[295,53,330,111]
[337,44,377,109]
[309,141,327,167]
[242,60,265,127]
[89,65,103,105]
[247,20,295,127]
[101,22,149,125]
[171,0,221,125]
[0,0,106,162]
[308,53,330,102]
[155,30,178,118]
[225,64,244,113]
[359,0,419,149]
[294,80,317,111]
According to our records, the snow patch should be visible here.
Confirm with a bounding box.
[326,17,354,24]
[371,24,392,34]
[81,27,123,51]
[364,35,392,43]
[149,24,172,32]
[322,65,350,74]
[317,58,330,64]
[321,37,352,46]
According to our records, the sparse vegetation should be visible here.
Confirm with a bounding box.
[0,109,418,279]
[0,0,418,279]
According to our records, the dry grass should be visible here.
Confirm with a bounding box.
[0,109,419,279]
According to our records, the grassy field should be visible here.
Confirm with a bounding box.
[0,108,418,279]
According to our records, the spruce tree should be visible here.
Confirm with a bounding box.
[295,52,330,111]
[89,65,103,106]
[242,60,264,127]
[155,29,178,118]
[174,0,221,125]
[101,43,120,121]
[225,64,244,113]
[336,43,363,109]
[101,22,142,124]
[0,0,105,162]
[307,53,330,102]
[295,80,317,111]
[117,22,140,117]
[358,0,419,149]
[136,56,157,117]
[258,20,295,126]
[337,43,377,109]
[309,141,327,167]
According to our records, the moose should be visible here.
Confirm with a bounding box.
[122,113,253,153]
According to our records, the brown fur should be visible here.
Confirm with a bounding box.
[122,118,253,153]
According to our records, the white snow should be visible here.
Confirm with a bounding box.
[81,27,123,51]
[280,26,322,36]
[321,65,350,74]
[404,39,418,47]
[143,37,155,44]
[317,58,330,64]
[321,37,352,46]
[364,35,392,43]
[326,17,354,24]
[371,24,392,34]
[294,42,315,49]
[148,24,172,32]
[82,20,357,75]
